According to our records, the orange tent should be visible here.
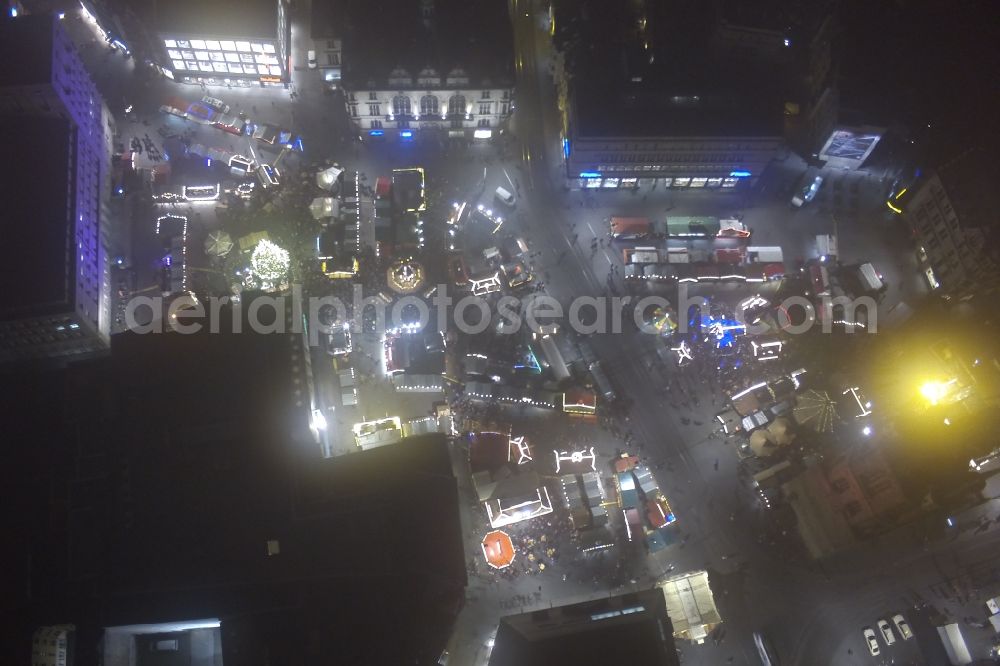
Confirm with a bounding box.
[481,530,516,569]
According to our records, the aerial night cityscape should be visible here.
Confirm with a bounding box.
[0,1,998,665]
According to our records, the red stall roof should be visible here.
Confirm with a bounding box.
[610,217,651,236]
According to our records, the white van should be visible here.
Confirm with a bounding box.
[495,186,515,206]
[857,262,886,292]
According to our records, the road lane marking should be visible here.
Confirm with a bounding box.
[503,168,516,192]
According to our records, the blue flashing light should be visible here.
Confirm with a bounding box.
[295,137,304,152]
[400,130,413,139]
[206,158,212,167]
[368,130,384,137]
[579,171,600,178]
[563,138,570,159]
[164,255,172,267]
[10,7,18,17]
[730,170,752,178]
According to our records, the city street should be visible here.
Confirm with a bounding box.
[71,0,1000,662]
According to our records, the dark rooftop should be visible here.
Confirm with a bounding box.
[336,0,514,88]
[0,117,75,321]
[0,304,466,665]
[311,0,346,40]
[0,14,55,88]
[555,0,783,139]
[489,588,680,666]
[572,86,784,138]
[937,143,1000,232]
[150,0,278,38]
[718,0,835,40]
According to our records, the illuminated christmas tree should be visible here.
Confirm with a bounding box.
[251,239,290,289]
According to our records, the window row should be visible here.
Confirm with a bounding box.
[359,96,510,117]
[367,119,489,129]
[167,50,279,66]
[165,39,275,54]
[593,154,748,164]
[173,61,282,76]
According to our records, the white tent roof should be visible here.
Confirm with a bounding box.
[310,197,338,220]
[658,570,722,643]
[316,165,344,191]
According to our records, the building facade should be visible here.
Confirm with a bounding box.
[31,625,74,666]
[566,133,783,191]
[310,0,343,90]
[347,82,513,139]
[895,145,1000,300]
[0,13,114,365]
[337,0,514,140]
[151,0,291,88]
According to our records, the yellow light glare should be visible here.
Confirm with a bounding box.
[920,379,955,405]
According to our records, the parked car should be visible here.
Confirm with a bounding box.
[892,614,913,640]
[495,186,515,206]
[863,627,880,656]
[877,619,896,646]
[792,175,824,207]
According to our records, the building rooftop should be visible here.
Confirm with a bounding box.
[718,0,835,41]
[310,0,346,40]
[489,588,680,666]
[936,144,1000,232]
[150,0,279,38]
[572,86,784,139]
[0,304,466,665]
[337,0,514,88]
[0,14,55,87]
[0,117,75,321]
[555,0,783,139]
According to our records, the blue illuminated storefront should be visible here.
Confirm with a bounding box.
[575,169,753,190]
